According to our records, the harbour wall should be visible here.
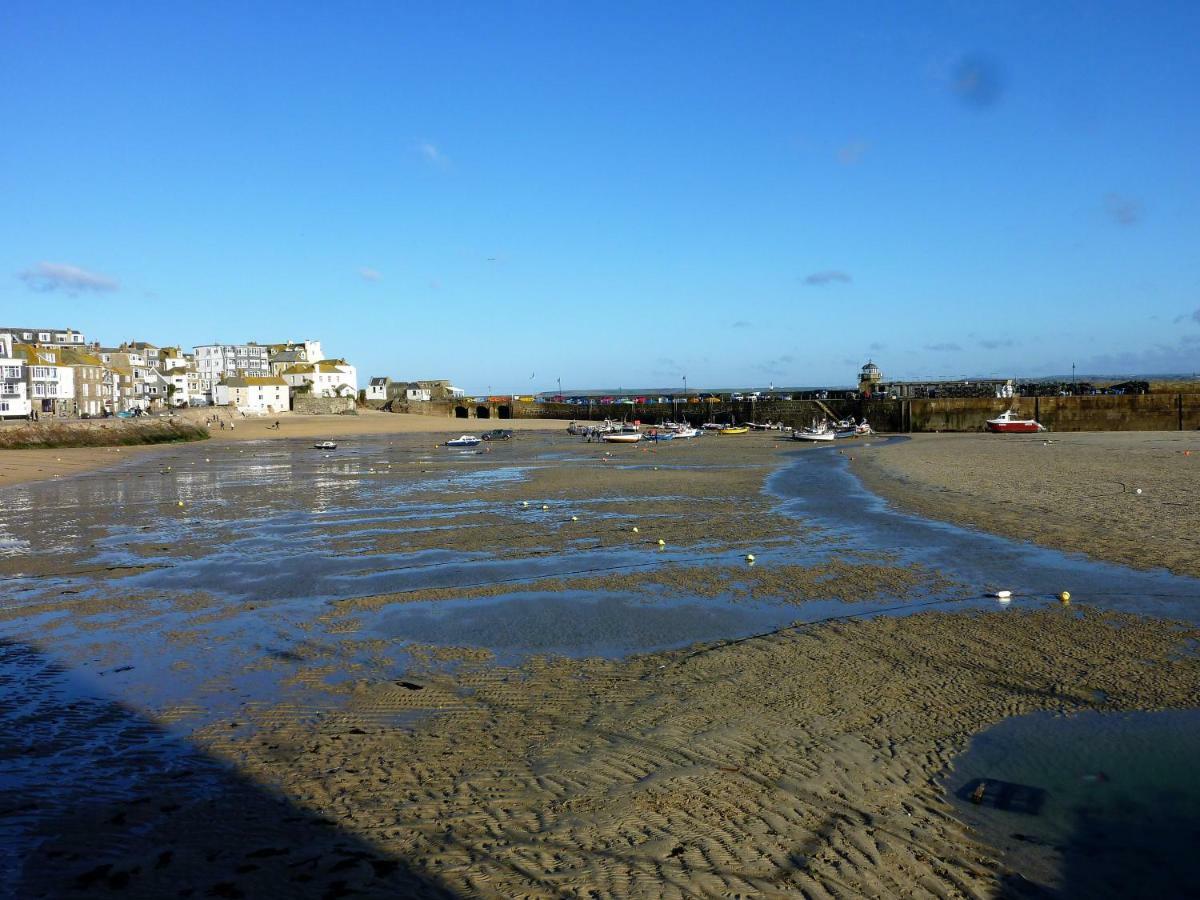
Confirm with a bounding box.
[394,394,1200,432]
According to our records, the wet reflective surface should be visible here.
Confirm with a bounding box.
[945,709,1200,896]
[770,440,1200,623]
[3,432,1200,889]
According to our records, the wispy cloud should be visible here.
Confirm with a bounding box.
[731,320,752,329]
[803,270,852,286]
[753,353,795,376]
[951,55,1004,109]
[925,342,962,352]
[837,140,869,165]
[18,261,119,294]
[978,338,1014,350]
[358,267,382,282]
[418,141,449,168]
[1105,193,1142,226]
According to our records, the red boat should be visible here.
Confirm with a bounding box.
[985,410,1046,433]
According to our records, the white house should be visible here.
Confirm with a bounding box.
[214,376,290,412]
[366,377,390,402]
[154,367,192,407]
[0,333,32,419]
[0,327,86,346]
[194,343,272,390]
[15,344,76,416]
[406,383,432,402]
[268,340,324,375]
[281,360,358,398]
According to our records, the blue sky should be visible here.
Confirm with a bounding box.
[2,1,1198,391]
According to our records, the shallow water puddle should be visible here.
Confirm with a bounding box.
[945,709,1200,895]
[771,440,1200,623]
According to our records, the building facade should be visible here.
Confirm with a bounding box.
[0,333,31,419]
[281,360,358,398]
[0,327,86,346]
[214,376,290,412]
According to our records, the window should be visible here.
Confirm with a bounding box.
[38,333,50,341]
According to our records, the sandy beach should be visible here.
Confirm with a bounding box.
[4,430,1198,898]
[853,432,1200,580]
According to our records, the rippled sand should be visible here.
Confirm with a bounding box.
[853,432,1200,579]
[6,431,1200,898]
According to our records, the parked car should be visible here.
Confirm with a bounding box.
[481,428,513,441]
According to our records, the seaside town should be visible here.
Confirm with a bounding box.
[1,323,1165,425]
[4,5,1200,900]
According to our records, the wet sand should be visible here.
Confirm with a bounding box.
[5,431,1199,897]
[0,411,574,488]
[853,432,1200,579]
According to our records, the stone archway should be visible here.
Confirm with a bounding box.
[498,405,511,420]
[454,406,469,419]
[476,405,491,419]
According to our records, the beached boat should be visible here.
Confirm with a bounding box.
[791,429,835,442]
[313,440,337,450]
[718,426,749,435]
[985,410,1046,434]
[601,432,642,443]
[792,419,836,442]
[833,419,874,439]
[673,426,701,438]
[445,434,483,447]
[701,422,724,431]
[645,430,675,441]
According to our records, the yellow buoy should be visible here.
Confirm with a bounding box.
[657,538,665,546]
[177,501,184,507]
[746,553,756,563]
[632,526,639,533]
[1059,591,1071,603]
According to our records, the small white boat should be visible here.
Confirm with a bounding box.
[445,434,482,447]
[313,441,337,450]
[792,419,837,442]
[673,427,701,438]
[791,429,835,442]
[701,422,724,431]
[986,410,1046,433]
[601,432,642,443]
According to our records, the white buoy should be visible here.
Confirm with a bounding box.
[632,526,639,533]
[571,516,578,522]
[746,554,756,563]
[541,504,549,510]
[994,589,1012,601]
[1135,488,1143,495]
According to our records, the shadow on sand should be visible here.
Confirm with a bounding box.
[0,638,457,899]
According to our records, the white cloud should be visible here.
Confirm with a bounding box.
[18,261,119,294]
[418,141,449,168]
[359,267,382,282]
[803,270,852,286]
